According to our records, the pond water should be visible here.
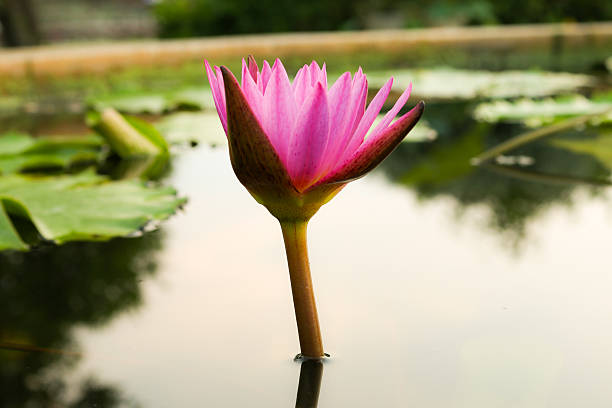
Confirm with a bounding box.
[2,83,612,406]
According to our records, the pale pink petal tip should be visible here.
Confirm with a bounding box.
[204,59,228,133]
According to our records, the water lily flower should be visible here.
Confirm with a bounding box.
[205,56,424,358]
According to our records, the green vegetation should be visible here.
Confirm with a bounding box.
[0,170,185,251]
[474,92,612,126]
[154,0,612,37]
[369,68,594,100]
[0,133,104,174]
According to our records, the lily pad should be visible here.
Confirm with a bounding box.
[368,68,593,100]
[90,93,168,115]
[89,88,216,115]
[0,133,104,175]
[0,170,186,251]
[473,95,612,126]
[156,112,227,146]
[169,87,216,111]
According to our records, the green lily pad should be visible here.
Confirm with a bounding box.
[0,133,104,175]
[156,112,227,146]
[368,68,593,100]
[0,170,186,251]
[89,87,216,115]
[90,93,168,115]
[473,95,612,126]
[169,87,216,111]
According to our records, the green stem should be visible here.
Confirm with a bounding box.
[472,107,612,164]
[280,220,324,359]
[482,162,612,186]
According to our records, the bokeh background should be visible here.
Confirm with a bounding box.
[2,0,612,46]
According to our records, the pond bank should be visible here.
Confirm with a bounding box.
[1,22,611,77]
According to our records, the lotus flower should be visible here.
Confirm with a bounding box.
[205,56,424,358]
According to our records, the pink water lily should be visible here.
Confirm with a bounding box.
[205,56,424,358]
[205,57,423,219]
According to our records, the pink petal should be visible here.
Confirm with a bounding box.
[204,59,227,133]
[247,55,259,80]
[287,82,330,191]
[293,64,310,108]
[260,60,272,93]
[366,83,412,141]
[320,63,328,89]
[262,59,297,163]
[240,58,249,87]
[309,61,321,85]
[220,66,295,195]
[319,70,368,175]
[338,77,393,164]
[241,62,264,122]
[318,72,352,173]
[348,72,368,136]
[318,101,424,186]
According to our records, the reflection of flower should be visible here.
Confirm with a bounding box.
[205,56,424,358]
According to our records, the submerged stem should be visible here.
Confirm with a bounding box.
[280,220,324,359]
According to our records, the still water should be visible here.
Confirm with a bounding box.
[3,137,612,407]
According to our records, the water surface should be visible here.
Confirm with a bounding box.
[3,136,612,407]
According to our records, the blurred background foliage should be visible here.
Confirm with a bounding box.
[2,0,612,46]
[153,0,612,38]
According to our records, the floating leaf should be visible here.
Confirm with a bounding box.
[0,133,104,175]
[0,205,27,250]
[156,112,227,146]
[89,88,215,114]
[368,68,593,100]
[90,93,168,115]
[473,95,612,126]
[169,87,216,111]
[0,170,186,251]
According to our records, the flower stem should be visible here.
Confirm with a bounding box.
[280,220,324,359]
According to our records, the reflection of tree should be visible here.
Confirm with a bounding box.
[379,102,609,243]
[0,232,163,407]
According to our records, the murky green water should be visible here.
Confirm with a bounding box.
[2,62,612,407]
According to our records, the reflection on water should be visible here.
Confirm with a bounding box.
[380,101,609,244]
[4,143,612,406]
[295,360,323,408]
[4,101,612,406]
[0,232,163,407]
